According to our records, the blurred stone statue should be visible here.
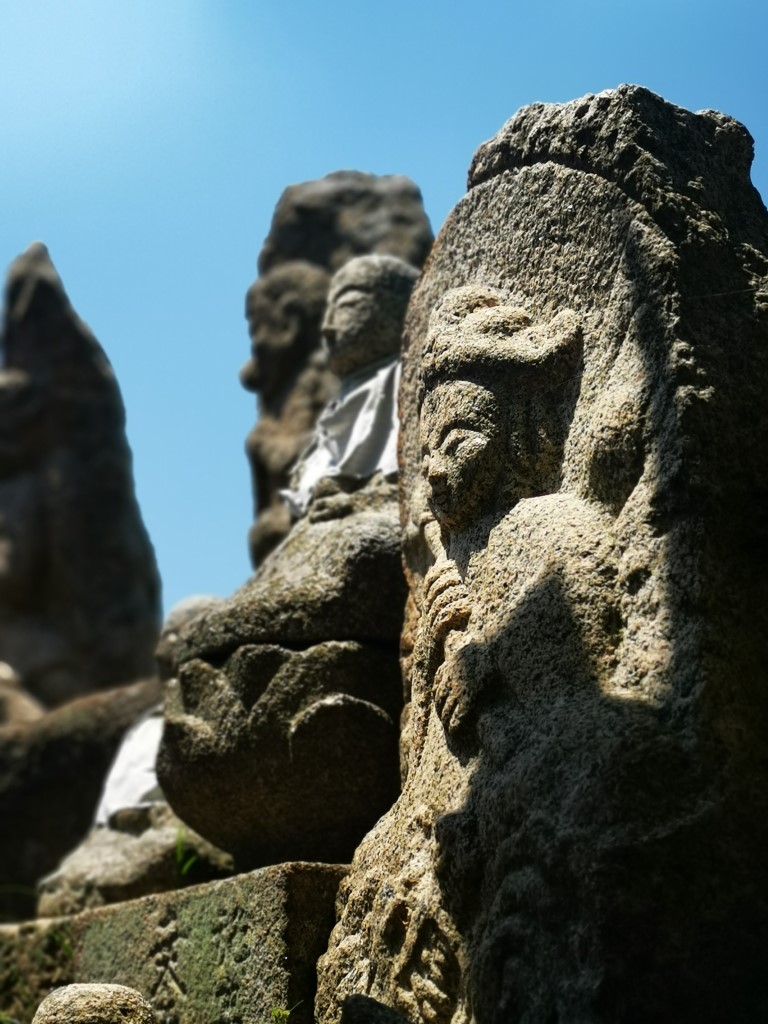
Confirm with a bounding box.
[0,243,161,707]
[242,171,433,565]
[0,244,163,919]
[283,255,413,520]
[241,261,336,563]
[158,254,420,867]
[35,595,233,918]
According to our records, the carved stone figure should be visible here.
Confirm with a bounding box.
[414,289,585,742]
[157,255,420,867]
[0,245,163,921]
[0,243,161,707]
[242,261,336,563]
[316,86,768,1024]
[243,172,433,565]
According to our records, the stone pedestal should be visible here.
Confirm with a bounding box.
[1,863,345,1024]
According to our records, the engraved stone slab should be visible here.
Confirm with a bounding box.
[1,864,345,1024]
[73,863,344,1024]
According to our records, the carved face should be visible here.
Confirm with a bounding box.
[244,263,329,405]
[321,256,416,378]
[420,381,502,533]
[321,283,379,376]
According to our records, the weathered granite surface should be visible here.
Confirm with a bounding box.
[75,863,344,1024]
[0,244,161,707]
[158,256,418,867]
[2,863,344,1024]
[242,172,432,564]
[32,983,155,1024]
[257,171,433,276]
[316,85,768,1023]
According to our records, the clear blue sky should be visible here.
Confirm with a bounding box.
[1,1,766,614]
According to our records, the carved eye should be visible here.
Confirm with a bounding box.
[335,291,368,309]
[442,429,478,457]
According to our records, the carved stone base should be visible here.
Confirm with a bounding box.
[1,863,346,1024]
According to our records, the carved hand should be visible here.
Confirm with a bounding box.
[433,650,478,737]
[308,491,355,522]
[423,560,471,646]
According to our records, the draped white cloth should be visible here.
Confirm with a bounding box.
[94,704,164,825]
[281,355,401,517]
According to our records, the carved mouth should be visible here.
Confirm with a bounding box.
[428,488,452,516]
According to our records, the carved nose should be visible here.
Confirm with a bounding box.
[321,310,335,339]
[427,458,447,489]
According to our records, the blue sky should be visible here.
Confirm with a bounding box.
[1,0,766,614]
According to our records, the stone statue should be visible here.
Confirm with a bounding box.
[414,288,585,742]
[0,243,161,707]
[157,254,420,868]
[243,171,433,565]
[283,255,416,520]
[241,260,336,564]
[0,245,163,921]
[316,86,768,1023]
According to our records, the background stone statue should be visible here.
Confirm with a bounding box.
[316,86,768,1023]
[0,243,161,707]
[241,260,336,563]
[0,245,163,920]
[157,254,420,868]
[242,171,433,565]
[28,187,433,917]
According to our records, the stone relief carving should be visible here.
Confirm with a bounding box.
[317,86,768,1024]
[413,288,585,745]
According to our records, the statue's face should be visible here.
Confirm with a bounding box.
[245,282,303,395]
[321,280,380,377]
[320,255,416,378]
[420,381,502,533]
[243,263,330,402]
